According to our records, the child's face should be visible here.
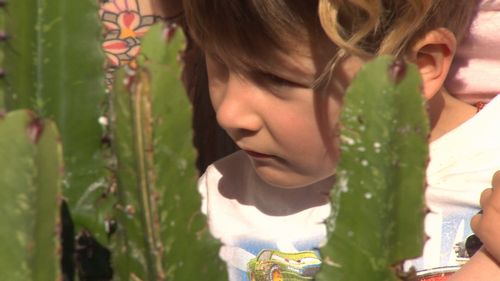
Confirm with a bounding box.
[206,43,363,188]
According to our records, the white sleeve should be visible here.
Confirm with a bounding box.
[197,169,210,216]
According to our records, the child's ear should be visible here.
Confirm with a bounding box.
[409,28,456,100]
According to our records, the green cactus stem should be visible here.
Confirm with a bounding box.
[0,110,63,281]
[142,25,228,280]
[106,24,226,280]
[108,66,163,280]
[317,56,429,281]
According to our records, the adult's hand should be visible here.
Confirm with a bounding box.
[471,170,500,263]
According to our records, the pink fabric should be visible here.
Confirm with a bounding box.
[445,0,500,104]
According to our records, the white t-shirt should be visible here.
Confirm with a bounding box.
[199,95,500,279]
[198,151,330,281]
[407,94,500,273]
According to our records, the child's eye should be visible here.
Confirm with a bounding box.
[261,72,307,88]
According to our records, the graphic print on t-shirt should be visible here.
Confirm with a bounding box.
[221,236,324,281]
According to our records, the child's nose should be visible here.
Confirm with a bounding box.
[215,75,263,137]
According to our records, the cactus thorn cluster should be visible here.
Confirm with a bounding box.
[27,117,44,144]
[0,31,9,41]
[389,58,407,84]
[100,134,112,147]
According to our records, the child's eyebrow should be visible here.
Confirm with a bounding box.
[250,69,313,88]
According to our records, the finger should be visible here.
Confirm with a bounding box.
[492,170,500,188]
[470,213,482,233]
[479,188,493,208]
[488,186,500,214]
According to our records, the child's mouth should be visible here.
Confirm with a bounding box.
[244,150,273,159]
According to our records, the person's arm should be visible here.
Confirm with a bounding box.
[449,171,500,280]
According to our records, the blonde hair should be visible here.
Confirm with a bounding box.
[175,0,477,79]
[318,0,478,58]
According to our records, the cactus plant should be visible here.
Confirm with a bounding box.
[0,0,225,278]
[0,110,63,281]
[317,56,429,281]
[105,24,227,281]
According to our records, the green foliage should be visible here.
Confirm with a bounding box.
[2,0,108,238]
[317,56,429,281]
[0,110,62,281]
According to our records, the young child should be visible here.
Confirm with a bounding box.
[171,0,500,279]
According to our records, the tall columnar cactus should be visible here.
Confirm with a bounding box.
[0,110,63,280]
[106,24,227,281]
[317,56,429,280]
